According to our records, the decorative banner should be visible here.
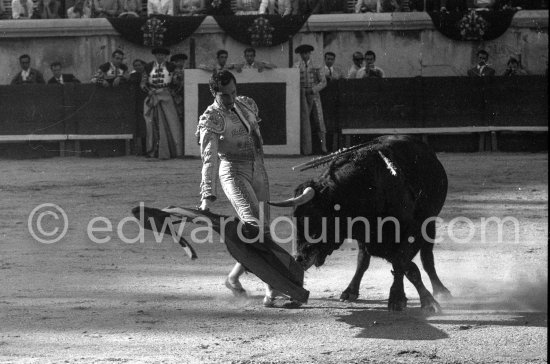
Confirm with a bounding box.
[428,9,517,41]
[107,15,206,47]
[213,14,310,47]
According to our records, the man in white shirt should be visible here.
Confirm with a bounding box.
[11,0,34,19]
[356,50,385,78]
[147,0,173,15]
[347,51,364,79]
[234,48,277,73]
[259,0,291,15]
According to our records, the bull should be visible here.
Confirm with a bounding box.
[269,135,452,312]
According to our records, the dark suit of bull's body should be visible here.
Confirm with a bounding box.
[286,135,451,312]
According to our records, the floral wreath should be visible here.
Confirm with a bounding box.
[458,10,489,41]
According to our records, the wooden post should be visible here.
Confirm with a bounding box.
[491,131,498,152]
[59,141,66,157]
[478,132,486,152]
[75,140,81,157]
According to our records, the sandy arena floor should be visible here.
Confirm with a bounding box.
[0,152,547,364]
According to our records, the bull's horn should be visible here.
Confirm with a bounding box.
[268,187,315,207]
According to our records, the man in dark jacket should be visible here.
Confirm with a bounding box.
[11,54,45,85]
[467,50,496,77]
[47,61,81,85]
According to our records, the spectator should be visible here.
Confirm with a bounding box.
[234,0,266,14]
[356,50,385,78]
[294,44,327,155]
[0,0,5,16]
[259,0,292,15]
[503,56,528,76]
[130,59,147,155]
[323,51,343,81]
[92,0,119,16]
[347,51,364,79]
[206,0,233,14]
[170,53,188,70]
[177,0,206,15]
[235,48,277,73]
[119,0,142,16]
[129,59,146,84]
[169,53,187,122]
[91,49,129,87]
[67,0,92,17]
[467,50,496,77]
[356,0,380,12]
[198,49,237,73]
[141,47,184,159]
[47,62,80,84]
[11,0,34,19]
[35,0,61,18]
[147,0,173,15]
[11,55,45,85]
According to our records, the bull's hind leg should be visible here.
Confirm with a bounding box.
[340,242,371,302]
[420,220,452,299]
[404,261,442,314]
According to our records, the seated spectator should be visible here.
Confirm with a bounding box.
[11,54,45,85]
[34,0,61,18]
[11,0,34,19]
[119,0,142,17]
[234,0,265,15]
[347,52,364,79]
[147,0,173,15]
[323,52,343,81]
[467,49,496,77]
[259,0,292,15]
[0,0,5,16]
[380,0,401,12]
[356,50,385,78]
[356,0,380,12]
[235,48,276,72]
[93,0,119,16]
[91,49,129,87]
[129,59,146,84]
[47,62,80,84]
[198,49,237,73]
[67,0,92,17]
[206,0,233,14]
[177,0,207,15]
[503,56,528,76]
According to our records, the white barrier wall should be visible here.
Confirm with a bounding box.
[0,12,547,85]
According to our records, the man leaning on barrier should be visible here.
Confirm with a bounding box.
[90,49,129,87]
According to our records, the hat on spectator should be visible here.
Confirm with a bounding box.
[152,47,171,55]
[295,44,314,54]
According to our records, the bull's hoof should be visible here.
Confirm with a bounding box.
[421,296,442,314]
[388,298,408,311]
[433,288,453,301]
[340,290,359,302]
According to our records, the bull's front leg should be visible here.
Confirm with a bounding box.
[340,243,371,302]
[388,266,408,311]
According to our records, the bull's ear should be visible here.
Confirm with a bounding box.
[268,187,315,207]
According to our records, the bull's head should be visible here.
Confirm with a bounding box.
[269,181,338,271]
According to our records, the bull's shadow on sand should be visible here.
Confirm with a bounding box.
[322,298,547,341]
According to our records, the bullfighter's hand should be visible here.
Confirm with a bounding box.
[199,199,212,211]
